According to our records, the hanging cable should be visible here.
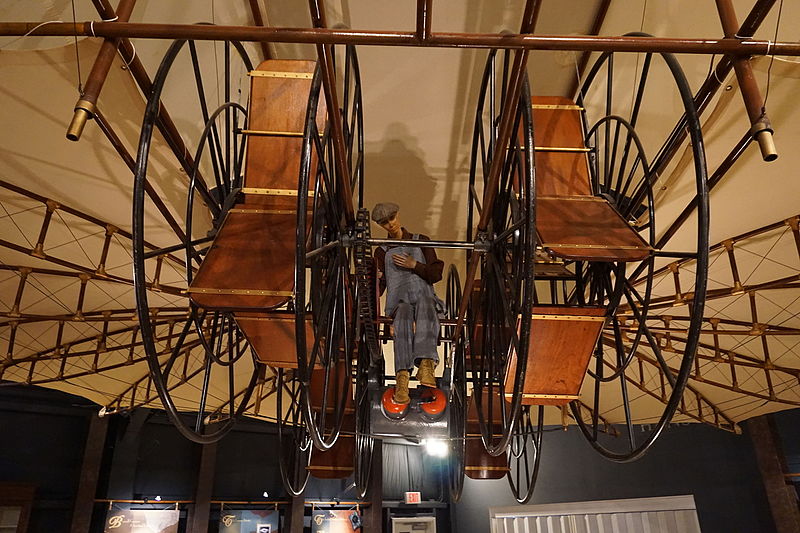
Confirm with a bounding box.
[70,0,83,94]
[762,0,784,112]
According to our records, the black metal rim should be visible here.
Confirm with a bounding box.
[467,47,537,457]
[277,368,312,497]
[353,328,373,499]
[506,405,544,504]
[294,45,363,451]
[445,265,467,501]
[570,32,710,462]
[132,37,259,444]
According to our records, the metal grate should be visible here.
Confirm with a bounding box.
[490,495,702,533]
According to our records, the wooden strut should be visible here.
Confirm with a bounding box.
[715,0,777,161]
[309,0,355,225]
[627,0,777,281]
[3,22,800,55]
[455,0,542,338]
[66,0,137,141]
[646,0,776,228]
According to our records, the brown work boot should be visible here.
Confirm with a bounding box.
[416,358,437,388]
[393,370,410,404]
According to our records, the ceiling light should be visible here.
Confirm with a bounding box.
[423,438,448,457]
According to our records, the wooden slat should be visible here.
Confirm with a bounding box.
[537,197,651,261]
[307,415,355,479]
[189,210,295,310]
[243,59,324,197]
[505,306,606,406]
[236,313,312,368]
[532,95,593,197]
[465,438,508,480]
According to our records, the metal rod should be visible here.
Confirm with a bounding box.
[655,131,752,249]
[93,108,187,244]
[715,0,777,161]
[649,0,774,185]
[454,0,541,339]
[477,0,541,232]
[304,239,340,259]
[247,0,272,60]
[87,1,217,211]
[4,22,800,55]
[308,0,355,225]
[568,0,611,99]
[142,235,213,259]
[66,0,137,141]
[651,250,698,259]
[416,0,433,41]
[367,238,477,250]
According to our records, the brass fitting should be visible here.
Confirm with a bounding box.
[66,99,97,141]
[750,120,778,162]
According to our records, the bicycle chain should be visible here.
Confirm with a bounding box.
[354,208,382,362]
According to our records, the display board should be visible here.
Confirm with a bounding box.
[311,509,361,533]
[103,509,179,533]
[391,516,436,533]
[219,509,281,533]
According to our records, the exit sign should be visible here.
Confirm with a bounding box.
[404,491,421,504]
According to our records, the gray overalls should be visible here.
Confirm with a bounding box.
[383,235,444,371]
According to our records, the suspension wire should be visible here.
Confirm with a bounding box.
[0,20,63,49]
[762,0,784,112]
[70,0,83,94]
[627,0,649,119]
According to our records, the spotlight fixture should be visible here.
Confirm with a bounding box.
[154,496,162,502]
[422,438,448,458]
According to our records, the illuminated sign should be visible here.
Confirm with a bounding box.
[404,492,421,504]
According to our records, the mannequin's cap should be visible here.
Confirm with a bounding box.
[371,202,399,223]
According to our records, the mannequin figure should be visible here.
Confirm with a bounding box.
[372,202,444,404]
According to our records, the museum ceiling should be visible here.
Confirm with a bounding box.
[0,0,798,435]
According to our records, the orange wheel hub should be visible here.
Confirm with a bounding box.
[382,388,408,418]
[420,387,446,417]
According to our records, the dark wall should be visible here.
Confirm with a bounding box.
[3,383,797,533]
[454,422,775,533]
[0,385,94,532]
[773,408,800,496]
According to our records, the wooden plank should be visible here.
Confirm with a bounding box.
[188,210,295,310]
[236,313,312,368]
[532,95,592,197]
[748,415,800,533]
[465,394,509,480]
[465,438,508,480]
[362,440,383,532]
[188,442,217,533]
[307,415,355,479]
[286,494,305,533]
[537,197,651,261]
[505,306,606,406]
[309,364,354,413]
[70,415,109,533]
[244,60,324,195]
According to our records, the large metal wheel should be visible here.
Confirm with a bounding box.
[353,208,377,499]
[569,32,710,461]
[445,265,467,501]
[133,38,259,444]
[353,329,374,499]
[295,44,364,451]
[276,368,312,496]
[466,47,537,457]
[506,405,544,504]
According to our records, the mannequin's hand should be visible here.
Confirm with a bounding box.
[392,253,417,270]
